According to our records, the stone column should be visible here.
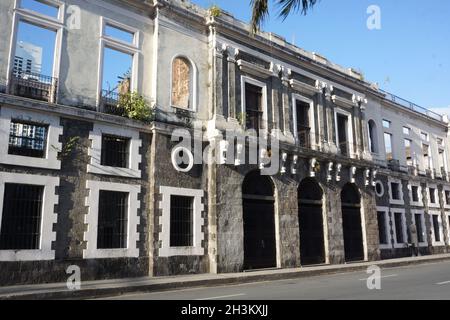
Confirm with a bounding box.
[214,42,227,119]
[227,47,239,119]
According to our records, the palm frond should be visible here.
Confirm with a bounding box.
[277,0,318,20]
[250,0,269,33]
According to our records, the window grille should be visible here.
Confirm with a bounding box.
[377,211,388,245]
[394,212,404,243]
[97,190,128,249]
[170,195,193,247]
[100,135,130,168]
[8,120,47,158]
[0,183,43,250]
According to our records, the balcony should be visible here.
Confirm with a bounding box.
[387,159,401,171]
[8,70,57,103]
[297,126,311,149]
[245,109,263,134]
[100,90,126,116]
[338,141,349,157]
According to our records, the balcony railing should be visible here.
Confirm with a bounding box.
[379,89,443,122]
[338,141,349,156]
[9,70,57,103]
[100,90,126,116]
[297,126,311,148]
[245,109,263,133]
[387,159,400,171]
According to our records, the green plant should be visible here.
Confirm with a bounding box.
[52,136,80,160]
[118,91,154,122]
[209,5,221,17]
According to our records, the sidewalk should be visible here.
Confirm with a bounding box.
[1,253,450,300]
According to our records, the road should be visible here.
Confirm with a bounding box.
[101,260,450,300]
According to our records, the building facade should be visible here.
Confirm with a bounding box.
[0,0,449,285]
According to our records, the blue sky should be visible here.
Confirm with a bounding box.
[193,0,450,115]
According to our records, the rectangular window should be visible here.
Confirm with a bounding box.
[0,183,43,250]
[170,195,193,247]
[391,182,401,200]
[337,114,349,156]
[296,100,310,148]
[403,127,411,135]
[100,135,130,168]
[411,186,420,203]
[423,144,430,169]
[394,212,404,244]
[8,120,47,158]
[404,139,412,166]
[414,214,424,243]
[245,83,263,132]
[20,0,59,19]
[432,215,441,242]
[382,120,391,129]
[104,24,134,44]
[97,190,128,249]
[377,211,388,245]
[429,188,436,204]
[384,133,393,161]
[445,190,450,205]
[438,149,445,172]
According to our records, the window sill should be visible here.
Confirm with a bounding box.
[0,249,55,261]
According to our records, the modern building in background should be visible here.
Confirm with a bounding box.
[0,0,449,286]
[13,41,43,76]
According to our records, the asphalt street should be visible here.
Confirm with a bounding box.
[100,260,450,300]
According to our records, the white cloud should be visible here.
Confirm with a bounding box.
[429,106,450,118]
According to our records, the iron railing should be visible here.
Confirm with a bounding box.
[297,126,311,148]
[170,195,193,247]
[100,89,126,116]
[101,134,129,168]
[338,141,349,156]
[9,70,57,103]
[245,109,263,133]
[379,89,443,122]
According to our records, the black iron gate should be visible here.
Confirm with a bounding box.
[243,197,277,270]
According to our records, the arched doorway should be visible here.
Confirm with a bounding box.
[341,183,364,262]
[298,178,325,265]
[242,171,276,270]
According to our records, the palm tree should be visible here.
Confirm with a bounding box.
[250,0,319,33]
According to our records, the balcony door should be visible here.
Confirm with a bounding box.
[296,100,311,148]
[245,83,263,134]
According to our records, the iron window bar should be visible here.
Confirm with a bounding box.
[9,69,57,103]
[100,134,130,168]
[0,183,44,250]
[8,120,47,158]
[170,195,194,247]
[97,190,128,249]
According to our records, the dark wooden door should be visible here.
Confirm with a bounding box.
[243,198,276,270]
[342,205,364,262]
[299,202,325,265]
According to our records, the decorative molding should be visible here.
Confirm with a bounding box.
[236,59,274,79]
[280,152,287,174]
[335,163,342,182]
[291,155,298,174]
[327,162,334,182]
[289,79,321,96]
[332,94,358,109]
[349,166,357,184]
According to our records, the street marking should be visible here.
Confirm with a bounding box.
[359,274,398,281]
[436,281,450,285]
[196,293,246,300]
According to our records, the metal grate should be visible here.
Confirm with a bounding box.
[0,183,43,250]
[97,190,128,249]
[394,212,404,244]
[8,120,47,158]
[9,69,57,103]
[432,215,441,242]
[377,211,388,245]
[170,195,193,247]
[100,134,130,168]
[415,214,424,243]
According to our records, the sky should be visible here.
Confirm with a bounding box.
[193,0,450,116]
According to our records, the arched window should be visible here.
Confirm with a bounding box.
[368,120,378,153]
[171,56,194,109]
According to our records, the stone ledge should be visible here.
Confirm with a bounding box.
[1,254,450,300]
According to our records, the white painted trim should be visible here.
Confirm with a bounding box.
[442,186,450,209]
[87,123,142,178]
[158,186,204,257]
[169,55,198,112]
[0,107,62,169]
[374,180,384,198]
[426,184,440,209]
[388,177,404,205]
[408,182,423,207]
[241,76,268,137]
[333,107,355,158]
[411,209,428,247]
[292,94,319,150]
[376,206,391,249]
[84,180,141,259]
[391,209,407,248]
[0,172,58,261]
[429,210,445,247]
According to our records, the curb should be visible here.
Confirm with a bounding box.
[2,255,450,300]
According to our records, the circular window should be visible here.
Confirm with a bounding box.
[375,180,384,197]
[171,146,194,172]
